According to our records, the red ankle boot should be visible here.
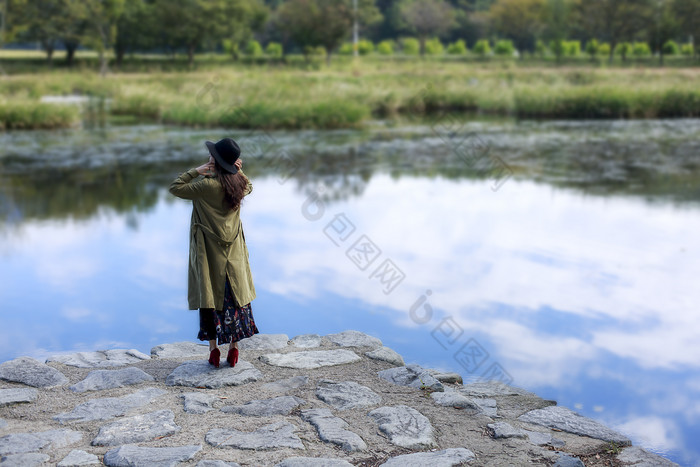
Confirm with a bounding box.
[227,347,239,367]
[208,348,220,368]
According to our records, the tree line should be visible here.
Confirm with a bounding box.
[2,0,699,72]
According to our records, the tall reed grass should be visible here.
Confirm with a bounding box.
[0,102,79,130]
[1,62,699,130]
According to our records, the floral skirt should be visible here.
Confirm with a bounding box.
[197,277,259,346]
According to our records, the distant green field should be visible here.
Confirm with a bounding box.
[2,48,700,73]
[1,54,699,130]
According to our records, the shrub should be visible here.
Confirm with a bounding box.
[585,39,599,58]
[377,40,394,55]
[401,37,420,55]
[338,43,354,55]
[245,39,263,57]
[632,42,651,57]
[564,40,581,56]
[598,43,611,56]
[424,38,444,55]
[616,42,632,59]
[535,39,547,57]
[358,39,374,55]
[681,43,694,56]
[303,45,326,56]
[494,39,515,56]
[662,40,680,55]
[265,42,283,58]
[549,39,565,58]
[473,39,491,56]
[447,39,468,55]
[222,39,238,57]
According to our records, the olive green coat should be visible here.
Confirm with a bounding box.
[169,168,256,310]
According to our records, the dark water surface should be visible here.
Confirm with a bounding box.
[1,119,699,465]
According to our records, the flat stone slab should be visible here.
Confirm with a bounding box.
[430,391,481,413]
[275,458,354,467]
[326,330,382,348]
[237,333,289,350]
[262,375,309,393]
[54,388,167,424]
[365,347,404,366]
[206,421,304,450]
[0,433,49,456]
[367,405,435,449]
[489,421,527,439]
[460,381,530,397]
[617,446,679,466]
[472,398,497,417]
[182,392,218,414]
[58,449,100,466]
[301,408,367,452]
[378,364,444,392]
[0,388,38,407]
[0,357,68,388]
[196,461,241,467]
[316,380,381,410]
[429,371,463,384]
[0,429,82,455]
[222,395,305,416]
[260,349,361,369]
[524,430,565,447]
[46,349,150,368]
[70,367,154,392]
[379,448,476,466]
[553,454,585,467]
[518,406,631,445]
[289,334,323,348]
[0,453,50,466]
[103,444,201,467]
[165,360,262,388]
[34,429,83,449]
[92,409,179,446]
[151,342,210,358]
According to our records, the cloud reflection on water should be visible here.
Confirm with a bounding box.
[247,175,700,373]
[0,172,697,463]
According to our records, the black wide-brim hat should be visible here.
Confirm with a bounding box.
[205,137,240,174]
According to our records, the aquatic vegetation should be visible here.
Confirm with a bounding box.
[1,61,700,130]
[0,102,80,130]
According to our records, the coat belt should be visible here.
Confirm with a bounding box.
[193,222,241,248]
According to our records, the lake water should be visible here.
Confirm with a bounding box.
[0,118,699,465]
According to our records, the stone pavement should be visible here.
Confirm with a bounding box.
[0,330,678,466]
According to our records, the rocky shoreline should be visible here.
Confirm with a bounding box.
[0,330,677,466]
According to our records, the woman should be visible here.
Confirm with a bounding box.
[169,137,258,368]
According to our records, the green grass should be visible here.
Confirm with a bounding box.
[0,101,80,130]
[1,57,699,130]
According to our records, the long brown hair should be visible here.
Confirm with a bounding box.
[214,161,249,211]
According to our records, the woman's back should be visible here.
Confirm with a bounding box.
[169,165,255,311]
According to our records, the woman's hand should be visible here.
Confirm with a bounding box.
[196,161,215,177]
[234,159,243,171]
